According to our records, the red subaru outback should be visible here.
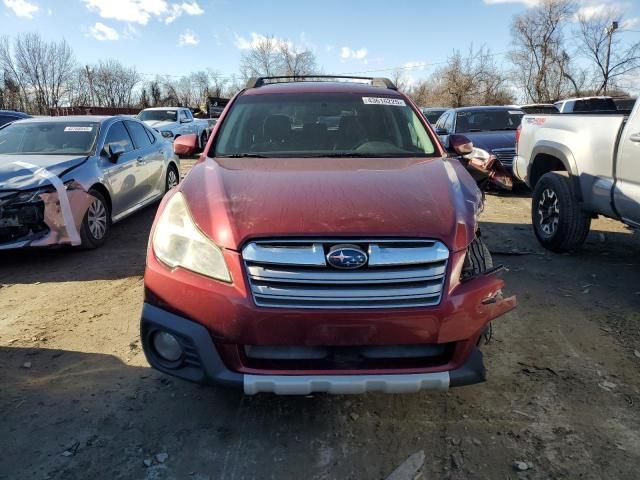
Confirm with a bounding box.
[141,76,515,394]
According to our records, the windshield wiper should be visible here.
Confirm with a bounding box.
[217,153,270,158]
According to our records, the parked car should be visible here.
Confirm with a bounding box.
[518,104,559,114]
[435,106,525,190]
[514,99,640,252]
[554,96,618,113]
[137,107,210,150]
[140,75,516,395]
[0,109,30,127]
[0,116,179,249]
[421,107,449,124]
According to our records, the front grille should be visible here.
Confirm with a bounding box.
[493,148,515,167]
[242,239,449,309]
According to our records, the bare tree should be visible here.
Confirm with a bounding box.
[279,43,317,77]
[391,68,411,93]
[576,11,640,94]
[0,33,76,113]
[406,46,513,107]
[90,59,141,107]
[509,0,580,102]
[240,35,318,79]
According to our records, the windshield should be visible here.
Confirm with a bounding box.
[214,92,436,157]
[455,110,524,133]
[138,110,178,122]
[423,109,446,124]
[0,121,99,155]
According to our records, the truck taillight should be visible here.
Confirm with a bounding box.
[515,125,521,154]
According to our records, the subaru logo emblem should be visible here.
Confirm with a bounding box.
[326,245,368,269]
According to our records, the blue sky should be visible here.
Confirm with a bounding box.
[2,0,639,87]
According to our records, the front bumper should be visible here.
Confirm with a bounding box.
[141,302,488,394]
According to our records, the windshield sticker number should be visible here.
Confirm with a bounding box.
[64,126,93,132]
[362,97,406,106]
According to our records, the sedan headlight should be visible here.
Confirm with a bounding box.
[161,130,174,138]
[152,192,231,282]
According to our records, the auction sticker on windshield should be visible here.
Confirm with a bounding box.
[64,126,93,132]
[362,97,406,106]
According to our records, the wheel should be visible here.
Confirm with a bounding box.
[80,189,111,249]
[531,172,591,252]
[462,237,493,279]
[200,131,208,151]
[165,164,179,192]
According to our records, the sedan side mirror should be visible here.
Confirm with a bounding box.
[106,143,126,162]
[180,117,193,124]
[448,134,474,155]
[173,134,198,157]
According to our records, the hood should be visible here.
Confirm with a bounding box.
[461,131,516,153]
[0,154,87,190]
[143,120,177,129]
[180,156,482,252]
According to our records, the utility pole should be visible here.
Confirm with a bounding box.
[604,21,619,95]
[85,65,94,107]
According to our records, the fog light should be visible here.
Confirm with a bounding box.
[152,331,183,362]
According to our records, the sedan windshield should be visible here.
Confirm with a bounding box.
[0,121,99,155]
[214,92,436,157]
[455,110,524,133]
[138,110,178,122]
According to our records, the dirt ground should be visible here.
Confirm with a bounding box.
[1,160,639,480]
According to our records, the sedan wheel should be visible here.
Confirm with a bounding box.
[165,165,179,192]
[80,189,111,249]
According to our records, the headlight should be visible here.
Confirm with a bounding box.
[161,130,174,138]
[465,147,491,160]
[152,192,231,282]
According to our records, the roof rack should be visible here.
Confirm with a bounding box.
[245,75,397,90]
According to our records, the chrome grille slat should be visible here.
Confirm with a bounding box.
[246,263,447,284]
[242,239,449,309]
[493,148,515,166]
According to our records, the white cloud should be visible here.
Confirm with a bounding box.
[340,46,368,61]
[83,0,203,25]
[234,32,291,50]
[483,0,541,6]
[178,29,198,46]
[89,21,120,40]
[3,0,39,18]
[165,0,203,23]
[621,17,639,29]
[403,60,427,71]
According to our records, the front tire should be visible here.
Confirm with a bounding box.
[532,172,591,252]
[462,237,493,279]
[80,189,111,249]
[165,164,179,193]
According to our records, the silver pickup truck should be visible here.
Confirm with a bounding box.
[137,107,211,150]
[514,100,640,252]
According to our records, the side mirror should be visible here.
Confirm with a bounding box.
[435,127,448,136]
[449,134,474,156]
[106,143,126,162]
[180,117,193,123]
[173,134,198,157]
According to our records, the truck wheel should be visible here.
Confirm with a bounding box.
[80,189,111,249]
[532,172,591,252]
[462,237,493,279]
